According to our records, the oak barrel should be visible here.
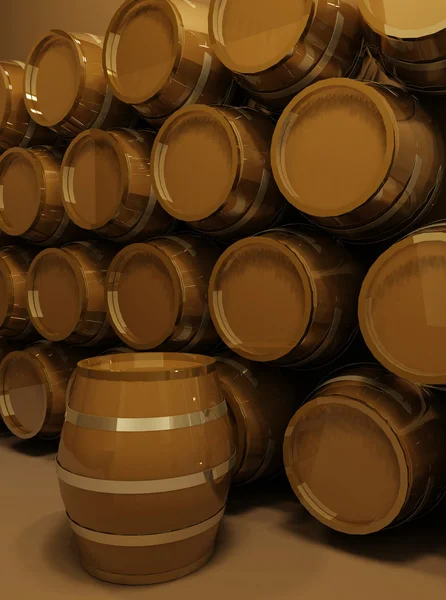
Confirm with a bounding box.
[0,245,38,341]
[215,351,297,485]
[27,241,117,346]
[24,31,135,137]
[57,352,235,584]
[209,226,364,367]
[0,146,84,245]
[359,222,446,386]
[271,79,445,244]
[0,60,56,152]
[104,0,234,125]
[62,128,174,242]
[284,364,446,534]
[151,105,287,241]
[0,341,91,440]
[106,233,221,351]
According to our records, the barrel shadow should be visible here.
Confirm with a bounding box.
[279,496,446,575]
[226,473,297,515]
[9,437,59,457]
[14,512,96,587]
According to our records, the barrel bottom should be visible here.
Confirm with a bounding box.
[81,549,214,585]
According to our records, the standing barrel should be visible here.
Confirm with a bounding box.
[27,241,117,346]
[104,0,234,126]
[209,226,364,367]
[271,79,445,244]
[0,246,38,341]
[215,352,298,485]
[151,105,288,241]
[359,222,446,386]
[106,233,221,352]
[24,31,135,138]
[284,364,446,534]
[208,0,363,110]
[0,341,91,440]
[57,352,235,585]
[0,60,56,152]
[0,146,85,245]
[62,128,174,243]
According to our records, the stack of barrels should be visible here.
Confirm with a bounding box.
[1,0,446,586]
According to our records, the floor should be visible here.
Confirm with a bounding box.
[2,432,446,600]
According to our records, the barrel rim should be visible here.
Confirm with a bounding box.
[151,104,240,223]
[283,393,409,534]
[24,29,85,129]
[271,78,397,218]
[61,128,129,230]
[76,351,217,381]
[208,234,314,363]
[0,348,52,439]
[103,0,182,105]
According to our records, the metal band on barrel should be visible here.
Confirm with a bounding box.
[56,450,236,494]
[68,505,225,546]
[65,400,228,432]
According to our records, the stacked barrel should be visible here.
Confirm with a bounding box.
[1,0,446,587]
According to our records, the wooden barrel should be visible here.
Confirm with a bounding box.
[0,146,85,245]
[209,226,364,367]
[24,31,135,137]
[209,0,363,109]
[151,105,288,241]
[104,0,234,126]
[284,364,446,534]
[0,341,91,440]
[359,222,446,386]
[62,128,175,243]
[0,245,39,341]
[106,233,221,352]
[0,60,57,152]
[57,352,235,584]
[27,241,117,346]
[358,0,446,65]
[215,351,298,485]
[0,338,20,431]
[271,79,445,244]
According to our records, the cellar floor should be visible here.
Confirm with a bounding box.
[2,432,446,600]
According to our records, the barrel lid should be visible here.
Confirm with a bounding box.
[104,0,182,105]
[271,79,396,218]
[62,129,127,230]
[359,227,446,385]
[0,350,49,439]
[358,0,446,41]
[283,394,409,534]
[27,248,85,342]
[106,242,182,350]
[209,0,313,74]
[209,235,313,362]
[152,105,239,222]
[0,148,42,236]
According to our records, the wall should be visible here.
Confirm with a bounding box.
[0,0,124,61]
